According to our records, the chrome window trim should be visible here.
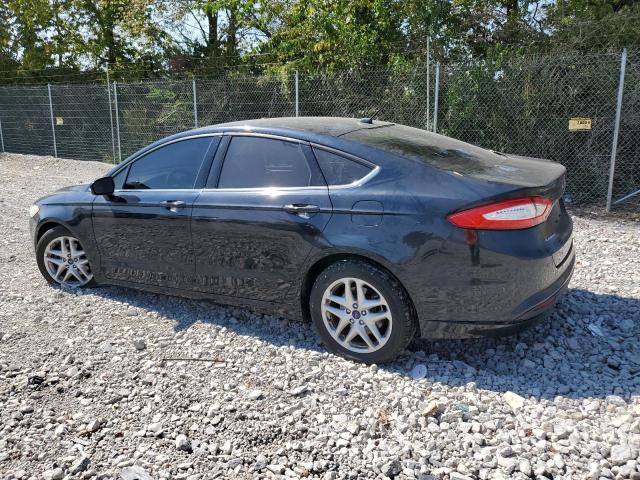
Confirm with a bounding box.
[202,136,380,192]
[111,188,203,193]
[108,131,381,193]
[202,186,329,193]
[224,131,309,144]
[201,166,380,193]
[328,165,380,190]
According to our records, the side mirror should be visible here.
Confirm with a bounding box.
[91,176,115,196]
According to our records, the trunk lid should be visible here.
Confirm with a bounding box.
[342,124,566,199]
[465,153,566,201]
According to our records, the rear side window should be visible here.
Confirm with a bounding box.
[124,137,215,190]
[314,148,373,185]
[218,136,322,188]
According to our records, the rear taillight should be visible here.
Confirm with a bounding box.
[448,197,553,230]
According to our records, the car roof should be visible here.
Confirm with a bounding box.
[109,117,397,175]
[210,116,395,138]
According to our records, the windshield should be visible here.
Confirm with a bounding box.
[343,124,505,174]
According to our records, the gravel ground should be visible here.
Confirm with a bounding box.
[1,152,639,480]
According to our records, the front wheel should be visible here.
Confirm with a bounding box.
[309,259,416,363]
[36,226,95,288]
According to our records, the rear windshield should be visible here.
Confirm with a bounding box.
[343,124,505,174]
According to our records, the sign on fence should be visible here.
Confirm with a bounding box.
[568,117,592,131]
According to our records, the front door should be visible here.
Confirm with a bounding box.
[191,135,332,301]
[92,136,219,289]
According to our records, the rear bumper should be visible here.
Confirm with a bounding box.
[415,232,575,339]
[418,252,573,338]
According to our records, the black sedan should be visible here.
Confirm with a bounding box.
[29,117,574,363]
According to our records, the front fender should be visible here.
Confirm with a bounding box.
[31,202,99,270]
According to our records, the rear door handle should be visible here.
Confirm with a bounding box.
[283,204,320,215]
[161,200,187,210]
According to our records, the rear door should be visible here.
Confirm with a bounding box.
[191,134,332,301]
[92,135,219,288]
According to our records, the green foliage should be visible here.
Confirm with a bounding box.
[0,0,638,82]
[0,0,173,82]
[257,0,407,71]
[118,82,195,153]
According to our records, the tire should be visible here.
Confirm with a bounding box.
[36,226,96,288]
[309,259,417,363]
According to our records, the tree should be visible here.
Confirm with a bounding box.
[73,0,173,68]
[542,0,640,50]
[3,0,58,73]
[0,0,638,81]
[257,0,407,71]
[162,0,272,72]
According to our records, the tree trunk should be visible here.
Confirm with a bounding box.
[104,25,117,64]
[206,9,219,54]
[225,6,238,58]
[504,0,518,24]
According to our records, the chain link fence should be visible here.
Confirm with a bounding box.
[614,49,640,206]
[0,50,637,208]
[437,51,624,205]
[0,85,54,156]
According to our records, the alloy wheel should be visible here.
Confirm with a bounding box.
[43,235,93,287]
[320,277,392,354]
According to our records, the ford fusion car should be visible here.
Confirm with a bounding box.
[29,117,574,363]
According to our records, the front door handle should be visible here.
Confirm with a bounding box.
[283,204,320,216]
[161,200,186,210]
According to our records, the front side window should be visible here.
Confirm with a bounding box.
[124,137,215,190]
[313,148,373,186]
[218,136,321,189]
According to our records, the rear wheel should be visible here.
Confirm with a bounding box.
[309,259,416,363]
[36,226,95,288]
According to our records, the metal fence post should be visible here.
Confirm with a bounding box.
[192,78,198,128]
[47,84,58,157]
[606,48,627,212]
[433,63,440,133]
[426,37,430,130]
[295,71,299,117]
[113,82,122,162]
[106,64,117,163]
[0,117,5,153]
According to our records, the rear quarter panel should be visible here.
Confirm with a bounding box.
[296,143,574,337]
[293,150,467,319]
